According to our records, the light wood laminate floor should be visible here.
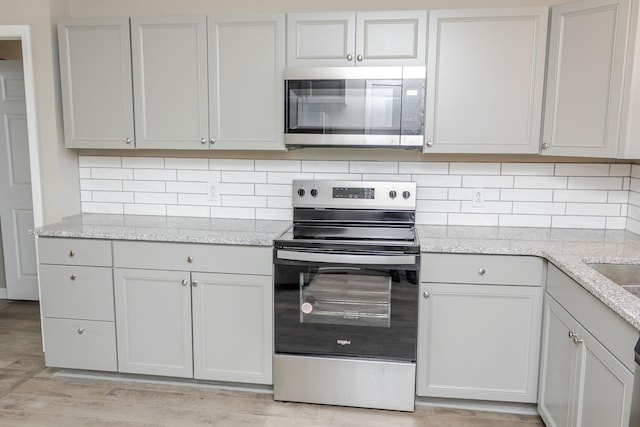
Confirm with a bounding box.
[0,300,545,426]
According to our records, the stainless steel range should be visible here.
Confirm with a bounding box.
[273,180,419,412]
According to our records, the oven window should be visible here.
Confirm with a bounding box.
[299,269,391,328]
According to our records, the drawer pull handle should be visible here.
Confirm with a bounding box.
[77,328,85,335]
[187,256,193,263]
[70,274,77,281]
[181,279,188,286]
[68,250,76,257]
[478,267,486,275]
[423,291,430,299]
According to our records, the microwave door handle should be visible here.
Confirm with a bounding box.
[276,250,416,265]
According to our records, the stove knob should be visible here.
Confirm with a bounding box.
[297,188,305,197]
[402,190,411,199]
[388,190,397,199]
[310,188,319,197]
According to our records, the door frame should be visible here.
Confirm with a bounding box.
[0,26,43,299]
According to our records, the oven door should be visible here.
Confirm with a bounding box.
[274,248,419,362]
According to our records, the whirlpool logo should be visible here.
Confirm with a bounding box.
[336,339,351,346]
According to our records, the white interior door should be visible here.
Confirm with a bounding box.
[0,60,37,300]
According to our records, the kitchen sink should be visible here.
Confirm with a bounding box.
[588,263,640,297]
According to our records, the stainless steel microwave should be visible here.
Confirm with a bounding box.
[284,67,426,149]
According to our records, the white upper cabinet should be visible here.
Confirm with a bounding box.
[58,18,134,149]
[131,16,209,150]
[286,11,427,67]
[423,8,548,154]
[541,0,633,158]
[208,14,285,150]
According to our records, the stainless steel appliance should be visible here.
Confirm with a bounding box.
[631,336,640,426]
[284,67,425,149]
[273,180,419,412]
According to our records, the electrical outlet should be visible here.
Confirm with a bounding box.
[472,188,484,207]
[207,181,220,202]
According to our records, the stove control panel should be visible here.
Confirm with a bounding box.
[292,180,416,210]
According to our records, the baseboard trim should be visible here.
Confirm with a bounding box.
[415,396,539,416]
[0,288,7,299]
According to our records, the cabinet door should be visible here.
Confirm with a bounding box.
[286,12,356,67]
[131,16,209,149]
[355,11,427,66]
[539,296,581,427]
[541,0,630,157]
[417,281,542,402]
[58,18,134,149]
[114,268,193,378]
[192,272,272,384]
[209,14,285,150]
[575,328,634,427]
[424,8,547,154]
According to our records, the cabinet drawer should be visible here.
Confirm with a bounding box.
[421,253,543,286]
[38,237,112,267]
[113,241,272,275]
[42,318,117,372]
[39,264,114,321]
[546,264,638,371]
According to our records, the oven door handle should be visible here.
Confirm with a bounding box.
[276,250,416,265]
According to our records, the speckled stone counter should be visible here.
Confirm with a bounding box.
[34,213,290,246]
[417,225,640,331]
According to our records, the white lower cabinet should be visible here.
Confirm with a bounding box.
[417,254,543,402]
[538,265,636,427]
[113,241,273,384]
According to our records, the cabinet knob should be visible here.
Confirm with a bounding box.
[200,138,207,144]
[426,141,433,148]
[192,281,199,287]
[541,143,549,150]
[356,54,363,62]
[68,250,76,257]
[187,256,193,263]
[478,267,486,275]
[346,53,353,61]
[423,291,430,299]
[181,279,188,286]
[573,336,583,344]
[125,138,132,144]
[77,328,85,335]
[70,274,77,281]
[210,138,215,145]
[568,331,577,339]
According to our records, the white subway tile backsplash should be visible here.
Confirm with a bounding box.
[79,156,121,168]
[166,181,208,194]
[135,192,177,205]
[92,191,134,203]
[553,190,608,203]
[123,180,165,192]
[350,161,398,174]
[501,163,554,176]
[210,159,254,171]
[91,168,133,180]
[124,204,166,216]
[399,162,449,174]
[255,160,301,172]
[302,161,349,173]
[77,156,637,232]
[500,189,553,202]
[568,177,623,190]
[122,157,164,169]
[134,169,176,181]
[555,163,610,177]
[450,163,500,175]
[80,179,122,192]
[165,157,208,170]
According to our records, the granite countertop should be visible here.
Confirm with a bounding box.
[417,225,640,331]
[35,214,640,331]
[34,213,290,246]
